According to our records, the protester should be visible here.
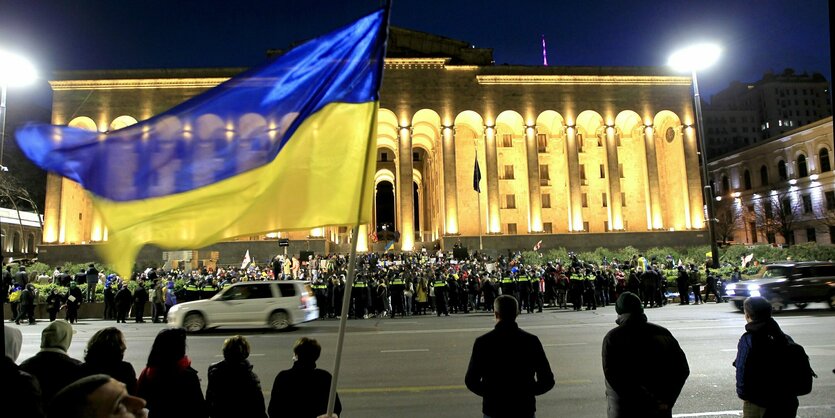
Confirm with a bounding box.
[206,335,267,418]
[80,327,138,394]
[15,283,37,325]
[47,374,147,418]
[115,283,132,324]
[734,296,801,417]
[268,337,341,418]
[65,281,83,323]
[602,292,690,418]
[3,325,44,418]
[19,320,84,406]
[465,295,555,418]
[45,288,62,322]
[136,328,207,418]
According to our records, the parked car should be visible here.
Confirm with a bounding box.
[725,261,835,311]
[167,280,318,332]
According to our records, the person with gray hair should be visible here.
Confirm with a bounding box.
[602,292,689,418]
[48,374,147,418]
[465,295,555,418]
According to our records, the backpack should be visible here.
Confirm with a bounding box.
[781,339,817,396]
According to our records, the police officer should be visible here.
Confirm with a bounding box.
[517,268,531,313]
[313,278,329,319]
[500,271,515,299]
[569,269,584,311]
[433,274,449,316]
[389,272,406,318]
[184,279,200,302]
[530,270,543,313]
[351,276,368,319]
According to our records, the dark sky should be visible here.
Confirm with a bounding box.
[0,0,831,105]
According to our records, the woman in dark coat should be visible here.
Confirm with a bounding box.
[80,327,137,394]
[269,337,341,418]
[65,281,83,324]
[136,328,207,418]
[206,335,266,418]
[114,283,132,323]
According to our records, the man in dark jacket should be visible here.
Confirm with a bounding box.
[15,283,37,325]
[207,336,266,418]
[465,295,555,418]
[114,284,132,324]
[269,337,341,418]
[85,264,99,303]
[19,320,84,406]
[132,281,149,323]
[602,292,690,418]
[734,296,799,417]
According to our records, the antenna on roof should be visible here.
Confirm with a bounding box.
[541,34,549,66]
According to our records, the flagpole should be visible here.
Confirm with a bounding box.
[325,3,391,416]
[475,138,483,251]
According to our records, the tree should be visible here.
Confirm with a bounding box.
[714,198,740,244]
[753,192,801,246]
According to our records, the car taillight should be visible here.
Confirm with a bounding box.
[300,296,308,308]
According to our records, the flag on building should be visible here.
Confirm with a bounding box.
[15,9,388,278]
[473,155,482,193]
[384,241,395,252]
[241,250,251,269]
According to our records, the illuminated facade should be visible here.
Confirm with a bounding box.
[707,117,834,245]
[38,30,709,263]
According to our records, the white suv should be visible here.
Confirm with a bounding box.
[167,280,319,332]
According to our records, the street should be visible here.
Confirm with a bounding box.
[11,301,835,417]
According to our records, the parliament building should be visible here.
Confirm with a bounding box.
[37,28,709,265]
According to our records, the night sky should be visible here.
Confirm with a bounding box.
[0,0,831,107]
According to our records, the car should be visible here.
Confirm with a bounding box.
[167,280,318,332]
[725,261,835,312]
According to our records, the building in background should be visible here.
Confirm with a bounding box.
[0,208,42,261]
[704,69,831,158]
[707,117,834,245]
[36,29,709,266]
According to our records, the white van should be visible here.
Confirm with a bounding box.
[167,280,318,332]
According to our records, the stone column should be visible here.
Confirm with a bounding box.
[604,127,623,230]
[525,125,543,232]
[683,126,703,229]
[565,126,583,231]
[42,173,63,243]
[484,125,501,233]
[643,126,663,229]
[398,125,415,251]
[441,126,459,234]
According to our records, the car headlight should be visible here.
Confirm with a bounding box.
[747,284,760,291]
[726,283,736,291]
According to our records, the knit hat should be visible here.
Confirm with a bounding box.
[615,291,644,315]
[41,320,75,352]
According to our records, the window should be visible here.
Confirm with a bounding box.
[798,154,808,177]
[580,164,587,185]
[760,165,769,186]
[820,148,831,172]
[506,223,518,235]
[277,283,297,297]
[501,134,513,147]
[380,152,388,162]
[502,164,515,180]
[581,193,588,207]
[537,134,548,153]
[599,164,606,179]
[830,226,835,244]
[618,163,624,178]
[582,221,590,232]
[826,191,835,210]
[504,194,516,209]
[413,152,420,162]
[781,198,792,215]
[721,175,730,195]
[806,228,816,243]
[602,193,608,208]
[621,192,626,207]
[743,170,752,190]
[541,193,551,208]
[543,222,553,234]
[802,195,812,214]
[778,160,788,181]
[539,164,550,186]
[749,222,758,244]
[604,221,610,232]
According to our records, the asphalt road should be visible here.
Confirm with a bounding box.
[10,301,835,417]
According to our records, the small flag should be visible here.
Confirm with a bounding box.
[742,253,754,268]
[473,155,482,193]
[384,241,395,252]
[533,240,543,251]
[241,250,251,269]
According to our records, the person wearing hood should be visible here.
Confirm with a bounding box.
[19,320,84,406]
[206,335,266,418]
[3,325,45,418]
[602,292,690,418]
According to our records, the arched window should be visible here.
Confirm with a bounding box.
[778,160,788,181]
[721,175,730,195]
[797,154,808,177]
[820,148,831,172]
[760,165,769,186]
[743,170,752,190]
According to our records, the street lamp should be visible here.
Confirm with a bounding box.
[0,48,37,168]
[0,48,36,358]
[668,43,721,268]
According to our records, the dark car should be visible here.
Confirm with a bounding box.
[726,261,835,311]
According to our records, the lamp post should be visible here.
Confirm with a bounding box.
[668,43,721,268]
[0,48,36,357]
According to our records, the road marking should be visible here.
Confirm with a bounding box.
[214,353,265,357]
[544,343,587,347]
[380,348,429,353]
[381,321,419,324]
[673,405,835,417]
[674,322,816,330]
[339,380,592,394]
[719,349,737,352]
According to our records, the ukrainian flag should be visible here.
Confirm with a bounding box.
[16,9,388,278]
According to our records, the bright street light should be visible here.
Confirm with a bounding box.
[669,43,721,268]
[0,48,38,168]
